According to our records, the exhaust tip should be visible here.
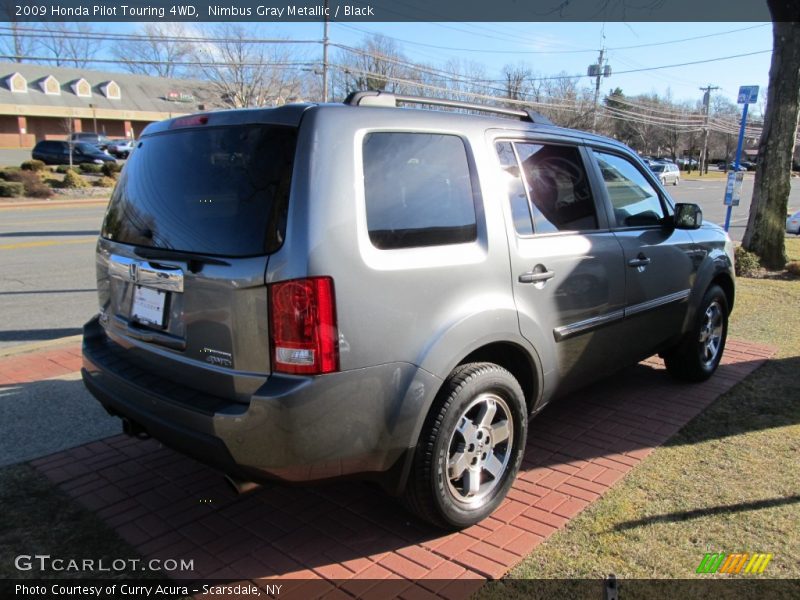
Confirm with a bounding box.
[224,474,261,495]
[121,417,150,440]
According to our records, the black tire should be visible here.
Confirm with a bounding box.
[403,362,527,529]
[664,285,729,382]
[673,178,679,186]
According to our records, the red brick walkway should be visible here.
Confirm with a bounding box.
[15,340,775,598]
[0,344,82,385]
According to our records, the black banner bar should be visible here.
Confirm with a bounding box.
[0,0,773,23]
[2,578,800,600]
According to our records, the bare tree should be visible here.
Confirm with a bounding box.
[111,23,195,79]
[332,34,411,99]
[0,21,39,62]
[193,24,302,108]
[540,73,594,130]
[38,23,102,68]
[502,63,532,104]
[708,96,739,165]
[743,9,800,269]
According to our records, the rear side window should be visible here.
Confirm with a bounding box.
[363,132,478,249]
[102,124,297,257]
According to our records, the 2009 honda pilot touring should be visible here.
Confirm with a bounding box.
[82,91,735,528]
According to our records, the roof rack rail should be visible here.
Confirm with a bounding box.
[343,91,553,125]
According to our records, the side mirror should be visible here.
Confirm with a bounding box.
[674,203,703,230]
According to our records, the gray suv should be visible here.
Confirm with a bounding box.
[82,92,735,528]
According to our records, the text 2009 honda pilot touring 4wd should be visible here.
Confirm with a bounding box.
[82,92,734,528]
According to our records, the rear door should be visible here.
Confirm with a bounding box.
[588,148,697,360]
[494,138,627,396]
[96,117,299,402]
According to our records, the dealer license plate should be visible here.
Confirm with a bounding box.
[131,286,166,327]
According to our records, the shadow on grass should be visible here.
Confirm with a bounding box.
[612,495,800,532]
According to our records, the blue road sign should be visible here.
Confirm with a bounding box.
[737,85,759,104]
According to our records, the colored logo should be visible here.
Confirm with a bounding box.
[696,553,773,574]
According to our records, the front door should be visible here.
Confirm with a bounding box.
[588,149,697,362]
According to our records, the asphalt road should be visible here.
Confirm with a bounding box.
[668,173,800,242]
[0,203,106,351]
[1,177,799,352]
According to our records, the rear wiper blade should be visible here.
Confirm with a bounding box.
[133,247,231,271]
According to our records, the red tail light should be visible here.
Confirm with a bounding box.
[269,277,339,375]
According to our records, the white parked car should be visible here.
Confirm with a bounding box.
[650,162,680,186]
[787,210,800,234]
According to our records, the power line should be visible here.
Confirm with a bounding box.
[606,24,769,51]
[0,55,317,69]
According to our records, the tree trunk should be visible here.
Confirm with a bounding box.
[742,18,800,269]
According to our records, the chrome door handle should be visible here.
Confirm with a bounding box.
[628,254,651,268]
[519,269,555,284]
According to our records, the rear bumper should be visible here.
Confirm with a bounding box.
[82,316,438,490]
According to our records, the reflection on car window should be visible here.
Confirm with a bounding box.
[515,143,597,233]
[496,142,533,236]
[103,124,297,257]
[363,132,478,249]
[594,150,665,228]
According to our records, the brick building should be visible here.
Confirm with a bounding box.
[0,63,220,148]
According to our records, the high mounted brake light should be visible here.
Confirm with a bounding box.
[170,115,209,128]
[269,277,339,375]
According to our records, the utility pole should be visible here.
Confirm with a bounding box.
[699,84,720,176]
[589,48,611,133]
[321,0,329,103]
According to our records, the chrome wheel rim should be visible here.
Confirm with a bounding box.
[698,300,724,367]
[445,393,514,507]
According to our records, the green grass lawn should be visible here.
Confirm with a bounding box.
[490,238,800,589]
[681,170,733,181]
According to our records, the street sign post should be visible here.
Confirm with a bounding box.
[724,85,759,231]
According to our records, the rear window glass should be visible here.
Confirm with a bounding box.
[102,124,296,257]
[363,132,478,249]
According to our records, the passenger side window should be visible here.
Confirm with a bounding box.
[363,132,478,250]
[495,141,597,234]
[593,150,666,228]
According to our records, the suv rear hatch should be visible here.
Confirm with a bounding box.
[94,109,303,404]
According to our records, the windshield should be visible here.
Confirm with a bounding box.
[651,165,665,172]
[101,124,297,257]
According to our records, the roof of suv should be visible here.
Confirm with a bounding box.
[142,92,631,155]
